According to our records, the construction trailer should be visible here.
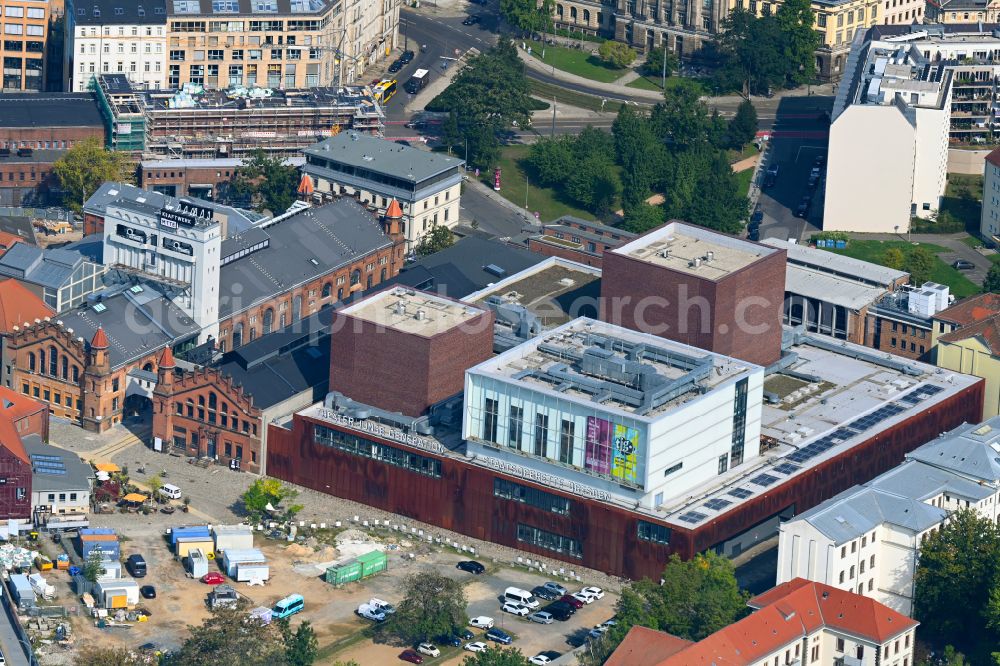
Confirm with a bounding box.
[212,525,254,553]
[94,578,140,609]
[222,549,267,579]
[175,536,214,559]
[186,549,209,578]
[9,574,35,608]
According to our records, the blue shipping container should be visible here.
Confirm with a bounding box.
[170,526,210,546]
[80,528,115,536]
[81,541,120,560]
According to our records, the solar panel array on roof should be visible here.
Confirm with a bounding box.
[899,384,943,405]
[750,473,779,487]
[678,511,707,524]
[848,403,906,433]
[773,462,801,475]
[728,487,753,500]
[31,454,67,475]
[704,498,732,511]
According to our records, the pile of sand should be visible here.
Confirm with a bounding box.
[284,543,314,558]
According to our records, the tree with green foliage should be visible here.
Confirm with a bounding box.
[146,474,163,498]
[76,646,152,666]
[280,619,318,666]
[83,550,106,583]
[500,0,554,34]
[566,157,621,217]
[598,41,637,68]
[622,203,666,234]
[166,599,286,665]
[642,45,679,79]
[727,99,758,151]
[654,81,712,147]
[462,646,531,665]
[583,552,748,664]
[52,137,134,213]
[384,572,467,645]
[442,111,462,156]
[240,478,300,523]
[775,0,821,87]
[416,225,455,256]
[881,247,906,271]
[985,262,1000,293]
[712,9,786,96]
[904,246,935,285]
[230,149,299,214]
[526,135,576,188]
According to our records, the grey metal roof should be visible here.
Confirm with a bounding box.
[218,199,392,319]
[56,285,200,369]
[0,94,103,129]
[167,0,334,17]
[75,0,167,24]
[549,215,637,238]
[84,182,261,235]
[0,244,91,289]
[24,435,94,493]
[794,485,946,545]
[304,132,464,185]
[784,264,887,311]
[907,421,1000,483]
[762,238,908,288]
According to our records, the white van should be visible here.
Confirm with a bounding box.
[159,484,182,500]
[503,586,539,609]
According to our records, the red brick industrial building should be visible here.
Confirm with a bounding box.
[527,216,637,269]
[0,386,46,521]
[600,221,787,367]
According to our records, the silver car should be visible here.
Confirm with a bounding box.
[528,611,554,624]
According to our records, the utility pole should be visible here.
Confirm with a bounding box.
[525,173,529,210]
[551,95,556,138]
[662,44,667,90]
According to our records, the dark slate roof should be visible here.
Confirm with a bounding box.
[0,94,104,129]
[60,234,104,262]
[213,307,333,409]
[304,132,464,184]
[0,244,92,289]
[389,237,546,299]
[75,0,168,24]
[0,217,36,246]
[167,0,333,17]
[0,149,66,165]
[24,435,94,493]
[218,199,392,319]
[56,285,200,369]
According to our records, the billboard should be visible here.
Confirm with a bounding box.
[586,417,639,484]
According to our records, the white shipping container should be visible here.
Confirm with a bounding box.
[213,525,254,553]
[222,548,266,577]
[235,562,270,582]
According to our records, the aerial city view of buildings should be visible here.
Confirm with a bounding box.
[0,0,999,664]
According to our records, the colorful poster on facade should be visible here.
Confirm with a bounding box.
[585,417,612,475]
[612,424,639,483]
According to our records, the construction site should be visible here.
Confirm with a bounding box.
[94,74,385,160]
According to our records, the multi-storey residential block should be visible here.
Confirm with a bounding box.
[164,0,399,91]
[71,0,168,92]
[983,146,1000,240]
[778,417,1000,615]
[0,0,50,91]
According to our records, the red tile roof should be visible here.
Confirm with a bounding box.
[0,387,42,465]
[987,146,1000,169]
[606,626,692,666]
[0,417,28,465]
[158,346,175,368]
[297,173,314,195]
[0,232,24,252]
[938,314,1000,353]
[0,278,53,334]
[934,292,1000,326]
[610,579,918,666]
[90,326,109,349]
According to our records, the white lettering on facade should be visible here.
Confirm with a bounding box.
[316,409,444,454]
[475,454,612,501]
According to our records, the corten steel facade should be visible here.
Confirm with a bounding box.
[266,379,983,580]
[328,298,494,418]
[600,231,787,368]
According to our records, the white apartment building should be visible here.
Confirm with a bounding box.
[983,147,1000,241]
[825,32,952,233]
[71,0,168,92]
[778,417,1000,616]
[463,317,765,510]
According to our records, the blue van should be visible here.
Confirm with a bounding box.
[272,594,304,619]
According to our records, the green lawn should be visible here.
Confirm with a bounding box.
[913,174,983,234]
[627,75,707,96]
[735,168,754,200]
[527,79,628,114]
[822,239,980,298]
[525,40,626,83]
[484,145,597,223]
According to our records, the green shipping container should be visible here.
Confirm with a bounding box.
[324,560,362,585]
[357,551,387,577]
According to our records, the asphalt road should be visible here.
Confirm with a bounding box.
[755,96,833,242]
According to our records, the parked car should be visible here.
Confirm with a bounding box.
[370,598,396,614]
[588,625,610,639]
[201,572,225,585]
[469,616,494,629]
[457,561,485,574]
[126,554,147,578]
[571,591,596,605]
[388,60,404,73]
[417,643,440,657]
[750,209,763,227]
[528,611,554,624]
[441,630,474,647]
[748,227,761,241]
[357,604,387,622]
[814,154,826,167]
[953,259,975,270]
[542,582,567,596]
[399,50,415,63]
[580,586,605,600]
[140,585,156,599]
[502,602,530,617]
[543,601,575,620]
[486,627,512,645]
[795,198,811,218]
[559,594,585,609]
[464,642,488,653]
[462,14,480,25]
[399,649,423,664]
[529,656,552,665]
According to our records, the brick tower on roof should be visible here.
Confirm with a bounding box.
[82,326,113,431]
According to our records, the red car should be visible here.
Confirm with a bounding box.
[559,594,585,609]
[201,572,225,585]
[399,649,424,664]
